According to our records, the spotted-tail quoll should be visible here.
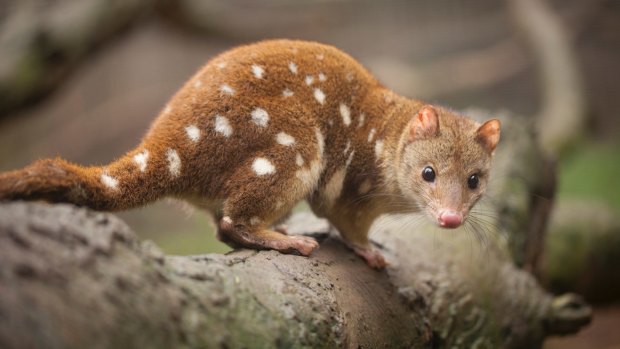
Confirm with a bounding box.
[0,40,500,269]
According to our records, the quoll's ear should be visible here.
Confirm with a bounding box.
[476,119,501,153]
[408,105,439,142]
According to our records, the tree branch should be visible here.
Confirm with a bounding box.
[0,201,591,349]
[509,0,587,154]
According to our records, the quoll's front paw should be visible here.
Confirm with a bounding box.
[353,246,388,269]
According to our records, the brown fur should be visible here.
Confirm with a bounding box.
[0,40,500,268]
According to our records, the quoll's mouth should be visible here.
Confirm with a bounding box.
[437,210,463,229]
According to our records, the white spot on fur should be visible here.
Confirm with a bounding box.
[250,216,262,226]
[375,140,384,159]
[163,105,171,115]
[318,73,326,81]
[252,65,264,79]
[316,54,324,60]
[288,62,298,74]
[216,62,227,69]
[223,216,233,224]
[220,84,235,95]
[167,149,181,177]
[252,157,276,176]
[193,80,203,88]
[323,168,346,207]
[315,128,325,156]
[313,88,325,104]
[101,173,118,190]
[133,150,149,172]
[185,125,201,142]
[358,179,372,195]
[282,88,294,97]
[215,115,233,137]
[358,113,366,128]
[346,150,355,168]
[275,200,284,210]
[368,128,376,142]
[295,153,304,166]
[251,108,269,127]
[276,132,295,146]
[305,75,314,85]
[339,103,351,126]
[346,72,354,82]
[343,140,351,155]
[328,119,333,126]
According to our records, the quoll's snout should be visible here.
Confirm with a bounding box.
[438,210,463,228]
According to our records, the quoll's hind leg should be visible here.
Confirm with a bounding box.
[216,150,322,256]
[219,217,318,256]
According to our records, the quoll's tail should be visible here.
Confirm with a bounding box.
[0,144,183,211]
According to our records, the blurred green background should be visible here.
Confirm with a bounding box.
[559,141,620,211]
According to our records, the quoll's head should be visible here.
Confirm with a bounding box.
[397,105,501,229]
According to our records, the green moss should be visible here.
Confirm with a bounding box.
[557,141,620,210]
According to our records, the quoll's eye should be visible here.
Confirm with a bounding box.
[468,174,479,189]
[422,166,436,182]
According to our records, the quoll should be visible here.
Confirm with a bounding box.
[0,40,500,268]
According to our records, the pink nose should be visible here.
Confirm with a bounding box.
[438,210,463,228]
